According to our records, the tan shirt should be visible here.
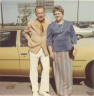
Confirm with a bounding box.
[35,19,45,34]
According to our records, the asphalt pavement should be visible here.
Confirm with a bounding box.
[0,77,94,96]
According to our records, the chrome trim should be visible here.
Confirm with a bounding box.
[0,59,29,60]
[0,59,19,60]
[73,60,87,61]
[73,66,81,67]
[73,77,86,79]
[0,75,86,79]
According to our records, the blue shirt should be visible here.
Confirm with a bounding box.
[47,20,77,51]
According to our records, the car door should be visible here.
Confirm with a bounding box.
[0,31,21,75]
[17,30,48,76]
[17,30,30,76]
[73,39,94,78]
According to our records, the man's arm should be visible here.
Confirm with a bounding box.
[24,22,31,41]
[24,22,32,47]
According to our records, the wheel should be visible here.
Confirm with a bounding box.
[91,63,94,86]
[76,35,83,40]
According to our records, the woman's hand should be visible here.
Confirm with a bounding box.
[73,49,77,56]
[50,52,55,60]
[73,44,77,57]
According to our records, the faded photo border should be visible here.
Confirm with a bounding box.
[0,0,94,96]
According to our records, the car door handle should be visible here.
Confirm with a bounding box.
[21,53,27,55]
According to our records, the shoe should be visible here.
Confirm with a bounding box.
[68,93,71,96]
[33,91,39,96]
[39,91,50,96]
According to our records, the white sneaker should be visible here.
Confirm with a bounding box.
[33,91,39,96]
[39,91,50,96]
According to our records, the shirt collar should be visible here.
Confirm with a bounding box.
[35,19,45,23]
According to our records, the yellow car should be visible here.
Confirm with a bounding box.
[0,27,94,85]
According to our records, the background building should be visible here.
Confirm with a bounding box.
[36,0,54,13]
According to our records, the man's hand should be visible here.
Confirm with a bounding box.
[28,39,32,47]
[50,52,55,60]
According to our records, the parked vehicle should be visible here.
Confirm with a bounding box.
[0,27,94,85]
[76,24,90,28]
[82,26,94,36]
[73,26,94,40]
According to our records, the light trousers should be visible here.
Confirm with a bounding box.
[29,48,50,92]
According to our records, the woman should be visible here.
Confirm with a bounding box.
[47,5,77,95]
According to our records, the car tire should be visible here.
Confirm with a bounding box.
[91,63,94,87]
[76,35,83,40]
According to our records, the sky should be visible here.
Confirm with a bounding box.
[0,0,94,24]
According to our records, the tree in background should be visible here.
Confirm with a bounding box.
[18,5,32,26]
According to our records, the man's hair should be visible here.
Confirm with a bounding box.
[35,6,45,12]
[53,5,64,15]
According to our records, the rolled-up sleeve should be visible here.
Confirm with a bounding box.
[70,23,77,44]
[47,24,52,46]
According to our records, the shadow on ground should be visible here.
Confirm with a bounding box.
[0,76,30,82]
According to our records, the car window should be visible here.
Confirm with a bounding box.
[20,30,28,47]
[73,26,81,30]
[0,31,17,47]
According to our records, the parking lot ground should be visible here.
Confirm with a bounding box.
[0,77,94,96]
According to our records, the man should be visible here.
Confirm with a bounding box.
[24,6,51,96]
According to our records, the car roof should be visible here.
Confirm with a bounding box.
[73,25,91,32]
[0,26,26,32]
